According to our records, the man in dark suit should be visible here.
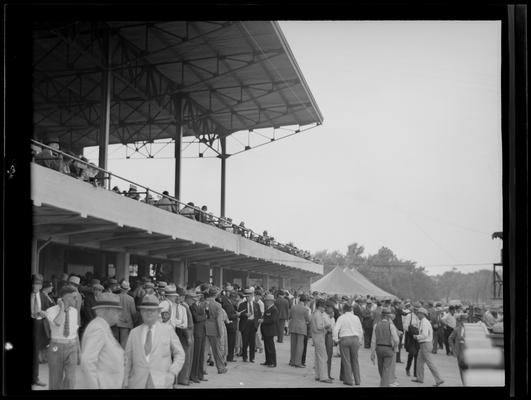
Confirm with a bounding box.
[220,286,238,362]
[288,294,311,368]
[237,289,262,363]
[275,291,289,343]
[190,291,208,383]
[260,294,279,367]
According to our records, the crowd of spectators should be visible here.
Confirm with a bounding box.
[32,138,320,264]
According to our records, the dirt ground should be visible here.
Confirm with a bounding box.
[35,335,472,390]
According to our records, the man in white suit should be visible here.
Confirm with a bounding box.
[79,292,124,389]
[123,294,185,389]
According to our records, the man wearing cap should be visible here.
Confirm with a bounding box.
[441,305,457,356]
[79,293,124,389]
[204,287,228,373]
[260,294,279,367]
[411,308,444,386]
[220,285,238,362]
[238,288,262,363]
[361,299,374,349]
[45,285,80,390]
[370,308,399,387]
[333,302,363,386]
[275,290,290,343]
[31,274,48,387]
[403,302,420,377]
[112,280,137,349]
[288,294,311,368]
[124,294,185,389]
[189,290,208,383]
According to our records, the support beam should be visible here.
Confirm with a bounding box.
[173,95,184,200]
[263,274,270,291]
[98,27,112,178]
[31,238,39,276]
[116,252,130,281]
[219,266,224,287]
[220,135,227,217]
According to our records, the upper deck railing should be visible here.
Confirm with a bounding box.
[31,139,320,263]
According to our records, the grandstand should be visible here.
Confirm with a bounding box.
[31,21,324,289]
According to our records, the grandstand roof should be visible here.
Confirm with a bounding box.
[33,21,323,148]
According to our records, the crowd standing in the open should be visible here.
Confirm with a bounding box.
[31,271,502,389]
[32,138,320,264]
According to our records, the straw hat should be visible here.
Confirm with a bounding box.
[138,294,162,310]
[92,293,122,310]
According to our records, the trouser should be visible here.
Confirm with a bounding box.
[339,336,361,385]
[313,333,328,381]
[363,324,373,348]
[111,326,130,349]
[391,350,397,382]
[226,328,236,361]
[177,334,194,384]
[417,342,443,383]
[241,327,256,361]
[302,334,308,365]
[235,330,242,354]
[432,326,440,353]
[290,333,305,366]
[207,335,226,372]
[277,319,286,342]
[47,341,78,390]
[255,325,263,350]
[376,345,395,387]
[190,335,205,381]
[406,351,418,376]
[263,335,276,365]
[444,327,454,355]
[396,333,403,362]
[325,332,333,378]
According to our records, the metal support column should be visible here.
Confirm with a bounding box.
[173,96,184,200]
[99,28,112,185]
[116,252,130,281]
[31,239,38,276]
[263,274,270,290]
[220,135,227,217]
[219,266,224,287]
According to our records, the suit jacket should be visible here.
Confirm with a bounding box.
[205,298,225,337]
[117,291,137,329]
[80,317,125,389]
[40,291,55,311]
[238,300,262,332]
[124,322,185,389]
[220,296,238,333]
[190,302,207,338]
[261,305,279,337]
[275,297,290,320]
[288,303,310,335]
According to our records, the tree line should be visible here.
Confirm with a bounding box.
[314,243,494,303]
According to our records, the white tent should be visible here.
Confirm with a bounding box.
[311,266,377,296]
[343,267,396,298]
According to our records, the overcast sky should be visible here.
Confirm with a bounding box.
[86,21,502,276]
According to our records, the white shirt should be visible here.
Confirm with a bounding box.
[257,299,265,314]
[416,317,433,343]
[332,311,363,342]
[141,324,157,362]
[402,311,420,332]
[323,312,335,333]
[31,292,43,320]
[46,305,79,340]
[170,302,188,329]
[441,312,457,329]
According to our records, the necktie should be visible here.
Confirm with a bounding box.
[248,301,253,318]
[145,327,152,356]
[63,309,70,337]
[32,293,39,317]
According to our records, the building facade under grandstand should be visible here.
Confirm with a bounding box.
[31,21,324,290]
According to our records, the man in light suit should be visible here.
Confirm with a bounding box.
[79,293,124,389]
[123,295,185,389]
[237,288,262,363]
[204,287,228,374]
[288,294,311,368]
